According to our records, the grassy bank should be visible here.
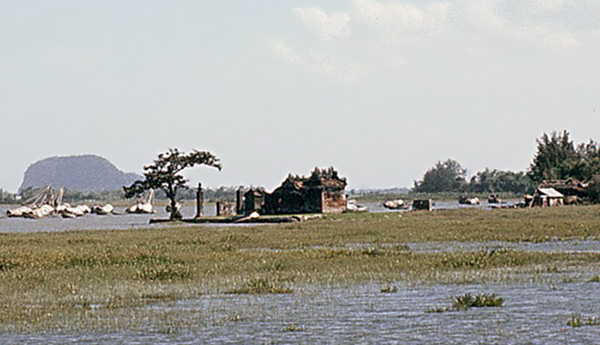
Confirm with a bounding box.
[1,205,600,332]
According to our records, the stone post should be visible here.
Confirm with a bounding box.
[236,187,244,215]
[196,182,204,218]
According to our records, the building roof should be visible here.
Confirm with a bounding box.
[538,178,588,196]
[538,187,564,198]
[273,167,347,193]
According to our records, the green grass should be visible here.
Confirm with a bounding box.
[1,205,600,332]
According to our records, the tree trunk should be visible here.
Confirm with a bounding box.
[167,187,182,220]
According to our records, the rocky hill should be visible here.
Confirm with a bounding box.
[19,155,142,193]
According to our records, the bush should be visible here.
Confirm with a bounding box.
[452,293,504,310]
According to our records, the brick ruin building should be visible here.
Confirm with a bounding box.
[238,167,348,215]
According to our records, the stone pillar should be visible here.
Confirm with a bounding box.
[196,182,204,218]
[236,187,244,215]
[216,201,222,216]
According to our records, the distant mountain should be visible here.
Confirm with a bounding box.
[19,155,142,193]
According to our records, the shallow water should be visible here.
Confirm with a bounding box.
[0,205,215,233]
[4,281,600,344]
[382,240,600,254]
[0,199,513,233]
[364,199,521,213]
[242,239,600,255]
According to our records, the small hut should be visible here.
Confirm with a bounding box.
[533,188,564,207]
[412,199,433,211]
[538,178,587,205]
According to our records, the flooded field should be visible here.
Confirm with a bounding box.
[243,239,600,255]
[3,280,600,344]
[1,206,599,344]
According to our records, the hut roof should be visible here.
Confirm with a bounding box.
[538,187,564,198]
[304,167,347,189]
[273,167,347,193]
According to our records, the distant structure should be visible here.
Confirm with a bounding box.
[238,167,348,215]
[538,178,587,205]
[412,199,433,211]
[530,187,564,207]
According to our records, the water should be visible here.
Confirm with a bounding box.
[365,200,522,213]
[0,205,215,233]
[0,199,515,233]
[4,281,600,344]
[241,240,600,255]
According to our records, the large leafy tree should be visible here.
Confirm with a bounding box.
[413,159,467,193]
[528,131,578,183]
[124,148,222,220]
[529,131,600,183]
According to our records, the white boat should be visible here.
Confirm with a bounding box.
[346,199,368,212]
[383,199,409,210]
[125,189,155,214]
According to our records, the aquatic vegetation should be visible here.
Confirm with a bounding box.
[428,293,504,313]
[567,314,600,327]
[283,324,305,332]
[568,314,582,327]
[380,285,398,293]
[452,293,504,310]
[588,275,600,283]
[586,317,600,326]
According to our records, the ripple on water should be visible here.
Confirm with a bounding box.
[6,281,598,344]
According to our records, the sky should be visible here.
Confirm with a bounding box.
[1,0,599,193]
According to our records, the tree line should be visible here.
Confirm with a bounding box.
[413,131,600,197]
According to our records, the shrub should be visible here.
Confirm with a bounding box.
[452,293,504,310]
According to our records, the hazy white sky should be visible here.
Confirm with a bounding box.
[1,0,599,193]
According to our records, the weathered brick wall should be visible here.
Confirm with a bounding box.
[321,191,347,213]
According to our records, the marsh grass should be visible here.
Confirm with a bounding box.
[568,314,583,327]
[588,275,600,282]
[427,292,504,313]
[226,277,293,295]
[452,293,504,310]
[567,314,600,327]
[1,205,600,332]
[380,285,398,293]
[136,264,191,281]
